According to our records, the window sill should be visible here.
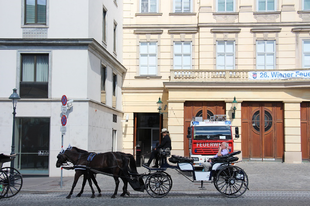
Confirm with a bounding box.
[297,10,310,14]
[135,13,163,16]
[22,25,49,28]
[135,75,162,79]
[253,11,281,15]
[213,12,238,15]
[169,12,196,16]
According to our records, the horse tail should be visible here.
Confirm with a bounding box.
[127,154,138,174]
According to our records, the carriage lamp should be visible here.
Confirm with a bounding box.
[9,88,20,167]
[231,97,237,119]
[157,97,163,114]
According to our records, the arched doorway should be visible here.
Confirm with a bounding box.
[184,101,226,157]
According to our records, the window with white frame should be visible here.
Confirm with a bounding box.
[174,0,191,12]
[112,129,117,152]
[20,54,49,98]
[102,8,107,42]
[216,41,235,69]
[113,73,117,96]
[256,41,275,69]
[141,0,158,13]
[217,0,234,12]
[25,0,47,25]
[101,65,107,104]
[139,42,157,75]
[113,22,117,53]
[304,0,310,10]
[257,0,275,11]
[101,65,107,92]
[302,40,310,68]
[174,42,192,69]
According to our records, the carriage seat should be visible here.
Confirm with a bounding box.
[168,155,194,164]
[0,153,16,168]
[211,151,240,164]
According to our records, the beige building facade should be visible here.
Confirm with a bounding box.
[122,0,310,163]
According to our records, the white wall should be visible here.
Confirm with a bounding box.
[0,0,22,38]
[48,0,89,38]
[51,49,89,99]
[0,50,19,97]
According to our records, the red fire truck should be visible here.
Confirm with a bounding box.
[187,115,239,167]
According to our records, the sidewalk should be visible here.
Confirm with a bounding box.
[21,162,310,194]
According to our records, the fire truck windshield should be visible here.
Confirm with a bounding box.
[193,126,232,140]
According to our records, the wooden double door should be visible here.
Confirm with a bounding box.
[241,102,284,160]
[184,101,226,157]
[301,102,310,160]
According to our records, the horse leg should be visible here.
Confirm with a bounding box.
[120,177,130,197]
[87,173,96,198]
[111,176,120,198]
[76,171,87,197]
[67,171,82,199]
[90,173,102,197]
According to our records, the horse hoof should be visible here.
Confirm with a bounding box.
[98,194,102,197]
[91,195,95,198]
[66,196,71,199]
[111,195,116,198]
[76,194,81,197]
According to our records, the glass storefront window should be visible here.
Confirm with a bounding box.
[15,117,50,175]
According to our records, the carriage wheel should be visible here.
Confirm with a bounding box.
[0,170,9,199]
[2,167,23,198]
[214,165,249,198]
[145,171,172,198]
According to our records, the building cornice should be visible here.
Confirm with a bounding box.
[291,27,310,32]
[134,30,163,34]
[0,98,124,114]
[250,28,282,33]
[0,38,127,74]
[163,81,310,89]
[210,28,241,33]
[122,87,164,92]
[168,28,198,34]
[124,22,310,29]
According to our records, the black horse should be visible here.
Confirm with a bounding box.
[56,147,138,198]
[56,147,102,198]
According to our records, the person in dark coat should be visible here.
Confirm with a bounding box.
[144,128,172,168]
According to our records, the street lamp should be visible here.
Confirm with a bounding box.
[9,88,20,167]
[157,97,163,114]
[231,97,237,119]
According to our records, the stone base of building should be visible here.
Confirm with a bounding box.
[284,151,302,163]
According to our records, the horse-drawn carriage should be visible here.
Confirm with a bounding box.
[143,150,249,198]
[57,146,249,198]
[0,153,23,198]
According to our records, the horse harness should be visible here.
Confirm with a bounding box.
[73,152,123,174]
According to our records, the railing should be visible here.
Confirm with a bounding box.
[170,68,310,82]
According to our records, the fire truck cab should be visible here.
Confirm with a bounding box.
[187,115,239,168]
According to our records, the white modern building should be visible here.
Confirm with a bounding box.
[0,0,126,176]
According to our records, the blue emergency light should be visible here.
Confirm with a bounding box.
[193,121,199,125]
